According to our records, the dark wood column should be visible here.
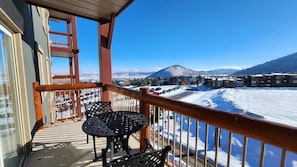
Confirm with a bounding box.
[99,14,115,101]
[71,16,81,118]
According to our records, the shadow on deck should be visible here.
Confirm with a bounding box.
[23,120,142,167]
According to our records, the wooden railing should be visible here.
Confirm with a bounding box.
[33,82,102,129]
[105,84,297,166]
[33,82,297,166]
[49,31,72,47]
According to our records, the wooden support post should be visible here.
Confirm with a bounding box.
[99,14,115,101]
[33,82,43,130]
[71,16,81,118]
[140,88,150,151]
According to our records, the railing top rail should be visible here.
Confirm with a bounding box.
[104,84,140,100]
[52,75,75,79]
[105,84,297,153]
[49,31,72,36]
[35,82,102,92]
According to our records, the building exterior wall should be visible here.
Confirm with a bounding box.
[0,0,52,166]
[204,74,297,88]
[31,6,54,126]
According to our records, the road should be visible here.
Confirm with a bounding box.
[167,91,195,100]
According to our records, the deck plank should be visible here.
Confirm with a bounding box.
[23,120,141,167]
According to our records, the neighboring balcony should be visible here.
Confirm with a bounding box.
[50,31,77,58]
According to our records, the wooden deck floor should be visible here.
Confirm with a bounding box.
[23,120,142,167]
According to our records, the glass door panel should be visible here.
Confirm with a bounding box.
[0,25,23,167]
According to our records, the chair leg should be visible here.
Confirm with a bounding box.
[86,135,88,143]
[144,138,153,152]
[92,136,98,161]
[124,136,130,155]
[102,148,107,167]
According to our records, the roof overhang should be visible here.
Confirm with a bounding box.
[26,0,133,22]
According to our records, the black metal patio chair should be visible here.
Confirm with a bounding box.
[102,140,171,167]
[84,101,130,161]
[84,101,113,143]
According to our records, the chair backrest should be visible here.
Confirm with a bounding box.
[108,146,171,167]
[85,101,113,119]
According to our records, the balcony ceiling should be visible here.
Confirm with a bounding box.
[26,0,133,22]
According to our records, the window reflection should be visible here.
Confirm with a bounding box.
[0,27,21,166]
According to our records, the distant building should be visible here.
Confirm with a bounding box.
[203,73,297,88]
[249,73,297,87]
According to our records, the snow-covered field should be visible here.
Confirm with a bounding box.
[62,84,297,166]
[180,86,297,127]
[156,85,297,167]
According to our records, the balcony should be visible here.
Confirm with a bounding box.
[23,1,297,166]
[26,82,297,167]
[50,31,76,58]
[22,119,145,167]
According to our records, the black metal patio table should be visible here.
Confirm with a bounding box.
[82,111,148,161]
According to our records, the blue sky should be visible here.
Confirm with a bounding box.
[52,0,297,74]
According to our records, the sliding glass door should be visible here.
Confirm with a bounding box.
[0,24,23,167]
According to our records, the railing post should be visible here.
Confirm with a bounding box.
[33,82,43,130]
[140,88,150,151]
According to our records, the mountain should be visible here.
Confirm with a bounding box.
[200,69,240,75]
[80,73,99,82]
[78,65,240,81]
[234,52,297,75]
[112,72,153,79]
[79,72,153,81]
[147,65,240,78]
[147,65,200,78]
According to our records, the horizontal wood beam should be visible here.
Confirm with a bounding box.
[104,84,140,100]
[52,75,74,79]
[36,82,102,92]
[49,31,72,36]
[50,46,72,53]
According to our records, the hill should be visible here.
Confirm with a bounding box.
[147,65,238,78]
[201,69,240,75]
[147,65,200,78]
[234,52,297,75]
[112,72,153,79]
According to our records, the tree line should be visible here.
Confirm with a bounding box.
[113,76,203,86]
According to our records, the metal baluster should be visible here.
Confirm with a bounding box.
[259,142,266,167]
[173,113,176,167]
[194,120,199,167]
[167,110,171,164]
[280,149,286,167]
[179,115,183,167]
[242,136,248,167]
[157,107,160,149]
[227,132,232,167]
[162,109,165,149]
[186,117,190,167]
[214,127,220,167]
[204,124,209,167]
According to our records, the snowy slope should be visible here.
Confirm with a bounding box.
[234,52,297,75]
[180,87,297,127]
[147,64,200,78]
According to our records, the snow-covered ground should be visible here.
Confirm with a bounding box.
[180,86,297,127]
[57,84,297,166]
[158,86,297,167]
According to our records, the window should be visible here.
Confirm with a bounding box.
[0,24,23,166]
